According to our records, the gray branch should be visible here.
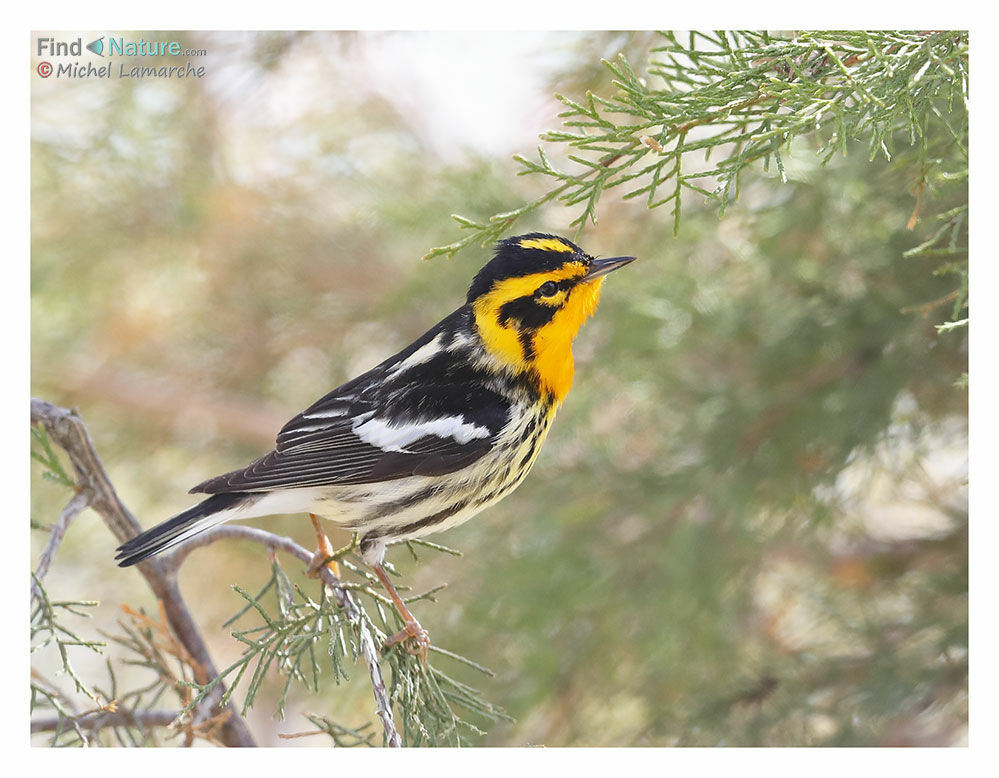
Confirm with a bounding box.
[31,709,181,736]
[30,398,256,748]
[31,398,402,748]
[31,488,89,601]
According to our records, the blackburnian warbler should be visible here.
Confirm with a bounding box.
[116,233,635,658]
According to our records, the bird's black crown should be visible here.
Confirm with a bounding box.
[466,233,589,303]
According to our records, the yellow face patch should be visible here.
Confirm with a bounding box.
[537,288,568,307]
[518,237,575,253]
[472,269,582,375]
[472,265,604,404]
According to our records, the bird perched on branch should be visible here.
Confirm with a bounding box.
[116,233,635,660]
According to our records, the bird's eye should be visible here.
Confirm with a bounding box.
[536,281,559,298]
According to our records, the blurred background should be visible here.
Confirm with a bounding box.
[31,31,967,746]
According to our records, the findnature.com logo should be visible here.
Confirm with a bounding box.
[35,35,207,79]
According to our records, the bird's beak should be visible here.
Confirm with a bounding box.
[584,255,637,280]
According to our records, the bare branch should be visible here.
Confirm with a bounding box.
[31,708,180,735]
[30,398,257,748]
[31,399,402,748]
[31,489,89,601]
[174,524,403,747]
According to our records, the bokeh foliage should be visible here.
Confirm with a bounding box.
[31,31,966,746]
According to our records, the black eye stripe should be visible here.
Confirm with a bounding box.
[536,281,559,297]
[498,297,559,329]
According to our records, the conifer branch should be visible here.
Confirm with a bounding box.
[174,524,403,747]
[425,30,968,330]
[30,398,257,748]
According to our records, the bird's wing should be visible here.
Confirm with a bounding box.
[191,367,512,494]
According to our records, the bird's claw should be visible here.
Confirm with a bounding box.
[306,514,341,578]
[306,552,340,579]
[384,620,431,664]
[306,540,340,579]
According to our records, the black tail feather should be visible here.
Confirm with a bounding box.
[115,492,251,567]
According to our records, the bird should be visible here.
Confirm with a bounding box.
[115,233,635,659]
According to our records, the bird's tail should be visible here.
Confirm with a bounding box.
[115,492,254,567]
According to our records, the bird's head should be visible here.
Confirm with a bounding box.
[467,233,635,404]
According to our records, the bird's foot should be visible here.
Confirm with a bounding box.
[384,619,431,664]
[306,514,340,579]
[306,547,340,579]
[370,561,431,664]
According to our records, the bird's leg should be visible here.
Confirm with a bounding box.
[306,513,340,579]
[370,562,430,663]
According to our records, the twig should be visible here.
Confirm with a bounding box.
[31,489,89,601]
[30,398,256,748]
[173,524,403,748]
[899,289,960,317]
[30,708,180,735]
[907,178,926,230]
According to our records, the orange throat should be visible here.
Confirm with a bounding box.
[473,277,604,405]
